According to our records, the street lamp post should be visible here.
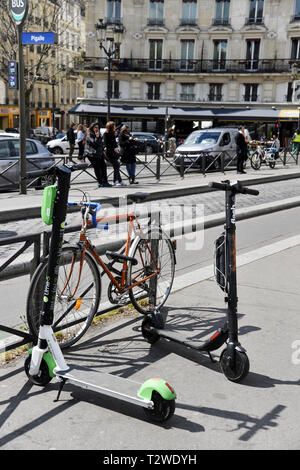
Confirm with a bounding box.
[95,19,124,122]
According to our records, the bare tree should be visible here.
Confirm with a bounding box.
[0,0,82,130]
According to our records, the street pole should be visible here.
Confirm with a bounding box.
[9,0,28,194]
[18,23,27,195]
[52,81,55,137]
[107,55,112,122]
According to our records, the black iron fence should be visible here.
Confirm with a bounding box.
[75,57,300,75]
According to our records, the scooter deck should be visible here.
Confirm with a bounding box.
[155,328,228,352]
[56,365,153,409]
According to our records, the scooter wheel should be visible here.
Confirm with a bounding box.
[141,316,160,344]
[143,391,176,423]
[24,355,53,386]
[219,348,250,383]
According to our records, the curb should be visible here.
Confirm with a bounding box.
[2,194,300,280]
[1,170,300,223]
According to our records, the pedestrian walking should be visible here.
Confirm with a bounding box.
[77,124,86,161]
[84,122,111,188]
[66,122,76,162]
[118,125,139,184]
[236,125,248,174]
[103,121,125,186]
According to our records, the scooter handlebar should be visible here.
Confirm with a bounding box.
[209,181,259,196]
[23,163,89,180]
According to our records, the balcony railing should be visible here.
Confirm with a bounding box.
[147,93,161,100]
[75,57,300,75]
[147,18,164,26]
[180,93,195,101]
[212,18,231,26]
[245,17,264,25]
[180,18,197,26]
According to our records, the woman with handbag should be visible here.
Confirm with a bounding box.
[84,122,111,187]
[103,121,126,186]
[118,125,139,184]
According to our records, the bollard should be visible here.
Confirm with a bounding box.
[201,153,207,176]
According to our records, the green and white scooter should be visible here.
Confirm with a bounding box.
[24,164,176,422]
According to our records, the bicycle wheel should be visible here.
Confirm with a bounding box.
[127,228,175,315]
[250,152,261,170]
[27,245,101,348]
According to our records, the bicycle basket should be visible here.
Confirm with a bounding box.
[214,232,227,293]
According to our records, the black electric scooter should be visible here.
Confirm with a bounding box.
[141,180,259,382]
[24,163,176,423]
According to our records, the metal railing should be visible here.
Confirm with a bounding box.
[75,57,300,75]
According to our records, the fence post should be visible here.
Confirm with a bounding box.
[30,235,41,279]
[201,153,206,176]
[180,156,184,179]
[221,152,225,173]
[283,147,287,166]
[156,153,161,181]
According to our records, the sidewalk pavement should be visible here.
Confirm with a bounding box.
[1,240,300,450]
[1,163,300,222]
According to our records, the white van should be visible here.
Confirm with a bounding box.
[173,128,239,170]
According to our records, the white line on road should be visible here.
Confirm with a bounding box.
[172,233,300,292]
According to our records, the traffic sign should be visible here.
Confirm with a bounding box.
[21,32,58,45]
[9,0,28,25]
[8,61,18,90]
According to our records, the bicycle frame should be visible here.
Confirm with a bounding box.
[64,209,160,299]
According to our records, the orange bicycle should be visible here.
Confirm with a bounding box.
[27,193,176,348]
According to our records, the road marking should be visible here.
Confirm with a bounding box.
[172,233,300,292]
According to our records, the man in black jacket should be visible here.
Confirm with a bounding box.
[67,122,76,162]
[236,126,247,174]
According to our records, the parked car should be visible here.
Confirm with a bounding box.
[34,126,58,144]
[173,128,239,171]
[130,132,163,154]
[46,132,78,155]
[0,136,55,191]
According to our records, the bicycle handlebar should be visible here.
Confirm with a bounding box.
[24,162,89,180]
[209,181,259,196]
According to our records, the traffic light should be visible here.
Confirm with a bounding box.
[293,80,300,103]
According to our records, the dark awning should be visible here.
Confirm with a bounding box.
[68,103,282,122]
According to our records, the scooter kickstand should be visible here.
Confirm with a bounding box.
[55,378,67,402]
[207,351,217,363]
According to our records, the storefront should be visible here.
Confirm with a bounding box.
[68,103,299,144]
[0,105,19,130]
[35,109,52,127]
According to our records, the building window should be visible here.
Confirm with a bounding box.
[180,40,195,70]
[246,39,260,70]
[149,0,164,25]
[213,40,227,70]
[180,83,195,101]
[209,83,223,101]
[147,83,161,100]
[248,0,264,24]
[107,0,121,24]
[291,38,300,60]
[286,82,293,102]
[149,39,163,70]
[214,0,230,25]
[293,0,300,21]
[244,84,258,101]
[181,0,197,25]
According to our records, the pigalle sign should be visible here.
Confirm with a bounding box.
[9,0,28,25]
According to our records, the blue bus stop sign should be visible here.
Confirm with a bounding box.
[9,0,28,25]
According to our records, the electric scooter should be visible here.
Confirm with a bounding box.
[24,163,176,422]
[141,180,259,382]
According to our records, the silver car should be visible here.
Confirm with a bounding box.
[174,128,239,171]
[0,136,55,191]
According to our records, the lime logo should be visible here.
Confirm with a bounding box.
[9,0,28,24]
[61,221,65,228]
[43,296,49,303]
